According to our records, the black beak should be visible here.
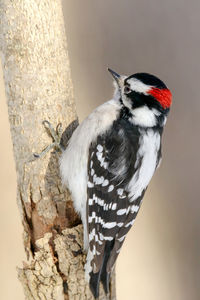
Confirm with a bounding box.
[108,68,120,79]
[108,68,122,89]
[107,68,121,82]
[108,68,123,92]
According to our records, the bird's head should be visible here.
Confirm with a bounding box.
[108,68,172,127]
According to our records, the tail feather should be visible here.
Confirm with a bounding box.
[100,240,114,294]
[100,268,110,295]
[89,270,101,299]
[89,240,115,298]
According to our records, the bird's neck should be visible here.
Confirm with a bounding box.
[118,100,166,129]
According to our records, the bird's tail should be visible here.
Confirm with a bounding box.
[89,240,114,299]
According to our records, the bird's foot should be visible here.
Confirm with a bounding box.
[33,120,63,159]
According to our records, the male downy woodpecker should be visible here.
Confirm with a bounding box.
[60,69,172,298]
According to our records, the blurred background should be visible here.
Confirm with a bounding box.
[0,0,200,299]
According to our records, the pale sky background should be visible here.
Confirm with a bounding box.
[0,0,200,299]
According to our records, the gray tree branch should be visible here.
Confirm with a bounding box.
[0,0,116,299]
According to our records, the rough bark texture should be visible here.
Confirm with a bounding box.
[0,1,116,299]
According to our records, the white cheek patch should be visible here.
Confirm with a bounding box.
[127,78,152,95]
[130,106,157,127]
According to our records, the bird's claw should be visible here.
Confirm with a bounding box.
[33,120,63,159]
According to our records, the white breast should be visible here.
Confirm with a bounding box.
[128,129,160,202]
[60,99,120,249]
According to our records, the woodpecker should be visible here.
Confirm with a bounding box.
[60,69,172,298]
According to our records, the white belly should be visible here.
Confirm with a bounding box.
[128,129,160,202]
[60,99,120,249]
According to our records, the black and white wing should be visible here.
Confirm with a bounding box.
[87,119,145,298]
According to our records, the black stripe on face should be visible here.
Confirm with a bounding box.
[124,90,169,118]
[129,91,163,109]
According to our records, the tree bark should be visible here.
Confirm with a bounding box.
[0,1,116,299]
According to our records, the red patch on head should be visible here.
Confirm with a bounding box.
[148,88,172,109]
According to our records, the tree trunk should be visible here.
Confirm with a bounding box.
[0,1,116,299]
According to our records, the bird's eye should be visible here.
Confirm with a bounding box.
[124,86,131,94]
